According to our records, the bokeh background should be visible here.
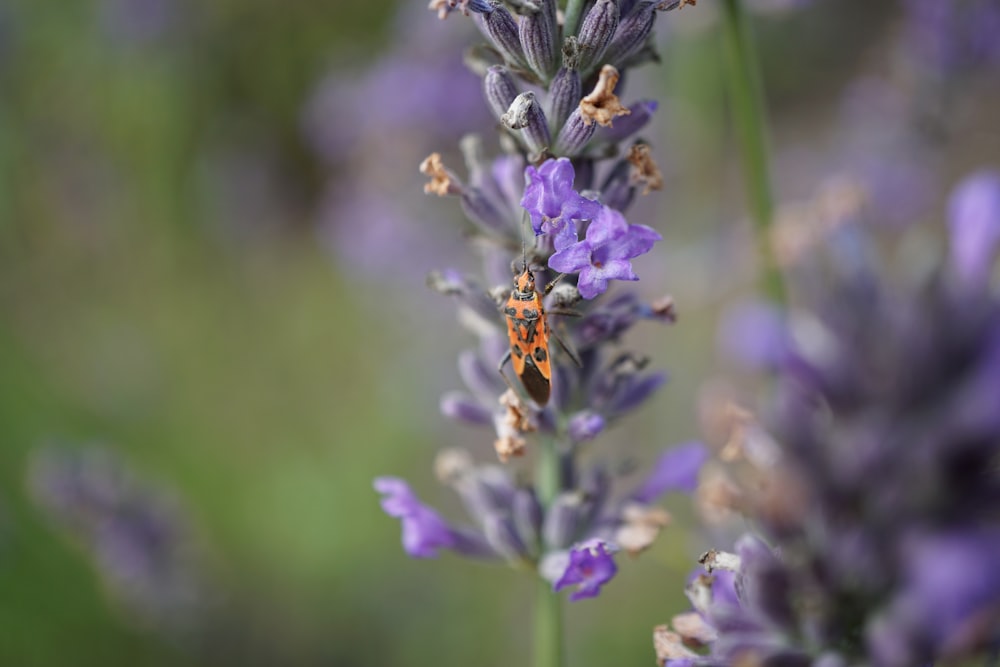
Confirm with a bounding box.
[1,0,997,665]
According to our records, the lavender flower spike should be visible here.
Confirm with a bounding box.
[554,540,618,601]
[521,157,602,250]
[548,204,661,299]
[374,476,492,558]
[947,168,1000,288]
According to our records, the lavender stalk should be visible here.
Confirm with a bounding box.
[719,0,784,302]
[373,3,707,664]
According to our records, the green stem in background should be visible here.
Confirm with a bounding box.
[534,436,564,667]
[534,574,564,667]
[562,0,587,41]
[719,0,786,303]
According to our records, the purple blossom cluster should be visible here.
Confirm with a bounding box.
[375,0,701,601]
[376,443,706,599]
[900,0,1000,75]
[655,170,1000,667]
[29,447,206,633]
[774,0,1000,230]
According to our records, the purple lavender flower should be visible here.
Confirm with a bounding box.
[372,0,684,621]
[947,169,1000,288]
[658,171,1000,666]
[375,477,470,558]
[521,158,602,249]
[29,447,205,631]
[548,205,661,299]
[553,540,618,601]
[901,0,1000,74]
[630,442,708,503]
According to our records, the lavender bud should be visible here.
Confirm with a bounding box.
[578,464,611,526]
[577,0,620,74]
[458,348,505,401]
[501,92,552,156]
[600,158,636,212]
[440,391,494,426]
[546,65,582,134]
[518,5,558,80]
[513,488,544,554]
[543,492,584,549]
[553,108,597,156]
[568,410,606,442]
[461,187,510,235]
[484,65,519,123]
[595,99,658,144]
[482,514,530,561]
[604,3,656,69]
[480,4,528,70]
[609,371,666,416]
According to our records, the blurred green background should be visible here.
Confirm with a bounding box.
[1,0,996,665]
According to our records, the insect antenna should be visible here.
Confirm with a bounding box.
[519,209,530,273]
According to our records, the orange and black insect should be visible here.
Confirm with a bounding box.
[499,266,554,405]
[498,264,580,406]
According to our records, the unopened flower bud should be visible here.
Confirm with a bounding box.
[440,391,493,426]
[546,66,582,134]
[513,487,544,554]
[543,492,584,549]
[501,92,552,156]
[595,99,658,144]
[568,410,606,442]
[480,4,528,70]
[484,65,519,123]
[518,4,559,80]
[604,3,656,68]
[553,108,597,156]
[577,0,620,73]
[483,514,530,561]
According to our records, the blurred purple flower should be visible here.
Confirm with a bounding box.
[567,410,606,443]
[947,169,1000,287]
[29,447,204,630]
[554,540,618,601]
[662,170,1000,666]
[548,205,661,299]
[901,0,1000,73]
[374,476,492,559]
[630,442,708,503]
[717,300,790,370]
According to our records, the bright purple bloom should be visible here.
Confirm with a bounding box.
[630,442,708,503]
[947,169,1000,287]
[554,541,618,601]
[374,476,463,558]
[521,158,602,250]
[548,205,661,299]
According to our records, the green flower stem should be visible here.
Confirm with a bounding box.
[534,436,564,667]
[563,0,587,40]
[719,0,786,303]
[534,574,564,667]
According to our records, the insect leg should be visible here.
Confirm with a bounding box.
[547,307,582,318]
[550,324,582,368]
[543,273,568,295]
[497,349,521,395]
